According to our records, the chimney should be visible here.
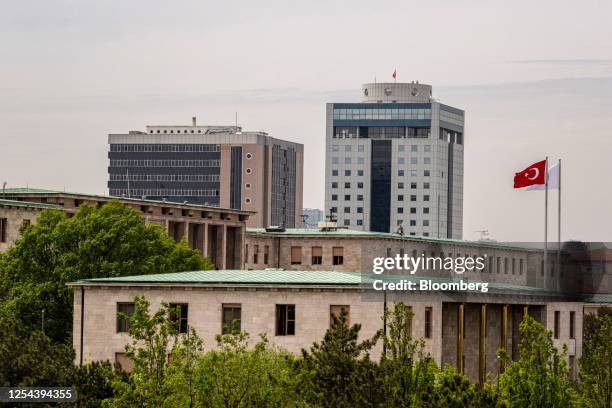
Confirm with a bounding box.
[192,116,197,127]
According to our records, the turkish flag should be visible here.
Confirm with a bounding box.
[514,159,546,188]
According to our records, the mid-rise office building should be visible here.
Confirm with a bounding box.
[325,82,464,238]
[108,118,304,228]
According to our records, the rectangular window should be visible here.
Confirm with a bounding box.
[264,245,269,264]
[569,311,575,339]
[425,307,433,338]
[569,356,576,380]
[312,246,323,265]
[554,311,560,339]
[291,246,302,265]
[333,247,344,265]
[222,304,241,334]
[330,305,350,326]
[0,218,7,243]
[253,245,259,264]
[276,304,295,336]
[116,303,135,333]
[169,303,189,333]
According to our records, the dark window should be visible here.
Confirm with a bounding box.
[331,182,338,189]
[116,303,135,333]
[358,170,364,176]
[357,194,363,201]
[345,170,351,176]
[344,195,350,201]
[0,218,7,242]
[357,207,363,213]
[264,246,269,264]
[554,311,560,339]
[333,247,344,265]
[344,207,350,213]
[357,182,364,189]
[332,194,338,201]
[253,245,259,264]
[276,304,295,335]
[425,307,432,338]
[222,304,241,334]
[332,170,338,176]
[398,195,404,201]
[411,182,417,189]
[312,246,323,265]
[169,303,189,333]
[569,311,575,339]
[344,182,351,188]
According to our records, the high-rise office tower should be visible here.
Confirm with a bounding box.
[108,118,303,228]
[324,82,464,238]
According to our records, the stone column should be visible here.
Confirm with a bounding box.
[220,225,227,269]
[501,304,508,373]
[202,222,208,257]
[479,304,487,385]
[457,303,465,374]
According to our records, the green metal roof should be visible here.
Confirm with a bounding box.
[1,188,63,194]
[72,269,552,294]
[0,198,62,209]
[75,269,363,285]
[1,187,252,214]
[583,293,612,304]
[247,228,536,251]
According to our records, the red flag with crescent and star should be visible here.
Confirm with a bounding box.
[514,159,546,188]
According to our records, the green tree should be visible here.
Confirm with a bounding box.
[105,296,186,407]
[0,201,212,344]
[67,361,125,408]
[379,302,438,407]
[295,307,382,407]
[578,312,612,408]
[498,315,574,408]
[189,332,298,407]
[0,315,74,388]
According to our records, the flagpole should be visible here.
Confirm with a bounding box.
[557,159,562,276]
[544,156,548,281]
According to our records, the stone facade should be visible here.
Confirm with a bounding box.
[0,200,51,252]
[71,277,589,383]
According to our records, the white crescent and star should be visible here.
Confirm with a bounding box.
[525,168,539,180]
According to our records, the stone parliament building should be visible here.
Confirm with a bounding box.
[1,188,610,382]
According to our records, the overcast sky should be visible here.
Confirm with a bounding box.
[1,0,611,242]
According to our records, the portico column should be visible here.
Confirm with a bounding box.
[479,304,487,385]
[202,222,209,257]
[501,304,508,373]
[457,303,465,374]
[221,225,227,269]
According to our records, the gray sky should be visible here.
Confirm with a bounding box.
[1,0,611,242]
